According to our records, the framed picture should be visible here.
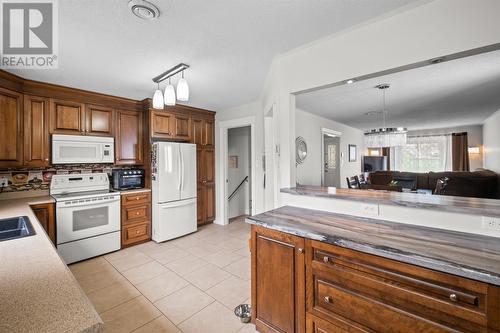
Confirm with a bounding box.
[348,144,357,162]
[229,156,238,168]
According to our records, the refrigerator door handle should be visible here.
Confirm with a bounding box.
[177,145,182,191]
[181,147,185,190]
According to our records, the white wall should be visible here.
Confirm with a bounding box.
[408,125,484,171]
[228,126,251,218]
[483,109,500,173]
[295,109,364,187]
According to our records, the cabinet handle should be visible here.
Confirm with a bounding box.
[449,293,458,302]
[45,158,49,161]
[323,256,329,263]
[324,296,332,303]
[136,230,140,234]
[298,248,304,254]
[136,197,140,200]
[136,212,140,215]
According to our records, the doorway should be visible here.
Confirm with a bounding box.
[227,126,252,219]
[321,130,341,187]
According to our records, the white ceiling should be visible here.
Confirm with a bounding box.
[296,49,500,131]
[6,0,417,111]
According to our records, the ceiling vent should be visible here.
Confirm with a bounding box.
[128,0,160,20]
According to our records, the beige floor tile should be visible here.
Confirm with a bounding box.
[192,225,220,239]
[185,243,222,258]
[184,263,231,290]
[148,246,190,265]
[238,323,258,333]
[77,264,125,294]
[206,276,250,310]
[134,241,176,256]
[108,251,154,272]
[100,296,161,333]
[218,238,248,251]
[105,247,141,262]
[204,250,243,268]
[233,246,251,258]
[132,316,181,333]
[154,285,214,325]
[167,233,201,249]
[69,257,111,279]
[135,271,189,303]
[122,261,169,285]
[224,257,251,280]
[200,231,232,244]
[178,301,244,333]
[164,255,209,276]
[87,280,140,313]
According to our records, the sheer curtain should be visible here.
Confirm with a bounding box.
[392,134,452,172]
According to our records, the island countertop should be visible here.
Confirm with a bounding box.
[0,196,103,333]
[246,205,500,286]
[281,186,500,218]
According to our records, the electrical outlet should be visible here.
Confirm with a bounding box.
[0,177,8,188]
[482,216,500,231]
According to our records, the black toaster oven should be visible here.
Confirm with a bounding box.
[112,169,145,190]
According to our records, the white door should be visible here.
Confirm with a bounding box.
[153,198,197,242]
[180,143,197,200]
[156,142,181,203]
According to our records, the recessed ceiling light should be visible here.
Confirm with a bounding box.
[128,0,160,20]
[346,79,355,84]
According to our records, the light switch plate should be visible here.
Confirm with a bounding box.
[0,177,8,188]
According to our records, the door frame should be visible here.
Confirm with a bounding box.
[264,103,280,210]
[320,128,342,187]
[216,116,256,226]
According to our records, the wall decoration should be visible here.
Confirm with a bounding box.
[348,144,357,162]
[229,156,238,168]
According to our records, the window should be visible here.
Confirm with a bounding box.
[393,135,452,172]
[327,144,337,169]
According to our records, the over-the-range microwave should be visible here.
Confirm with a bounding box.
[52,134,114,164]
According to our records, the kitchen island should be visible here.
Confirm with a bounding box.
[247,206,500,333]
[0,195,103,333]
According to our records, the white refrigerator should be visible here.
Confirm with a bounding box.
[152,142,197,242]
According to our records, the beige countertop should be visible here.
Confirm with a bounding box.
[119,188,151,195]
[0,196,103,333]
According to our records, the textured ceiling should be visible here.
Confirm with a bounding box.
[6,0,416,110]
[296,49,500,130]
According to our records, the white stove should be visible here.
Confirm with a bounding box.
[50,173,121,264]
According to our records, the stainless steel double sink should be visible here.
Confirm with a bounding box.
[0,216,36,242]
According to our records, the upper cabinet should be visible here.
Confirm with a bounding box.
[49,99,86,135]
[150,109,192,141]
[86,104,114,136]
[24,95,50,167]
[0,87,23,167]
[191,116,213,147]
[115,109,143,165]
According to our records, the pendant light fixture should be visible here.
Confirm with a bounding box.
[164,77,176,106]
[152,83,164,109]
[364,84,407,148]
[176,70,189,102]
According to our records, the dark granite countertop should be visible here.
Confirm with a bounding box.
[281,186,500,218]
[246,206,500,286]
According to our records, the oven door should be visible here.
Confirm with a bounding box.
[56,195,120,245]
[118,175,144,189]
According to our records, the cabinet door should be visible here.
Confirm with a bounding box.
[86,104,114,136]
[203,119,214,147]
[204,183,215,222]
[30,203,55,244]
[197,186,204,225]
[115,110,143,165]
[173,114,191,140]
[251,225,306,333]
[49,99,86,134]
[0,87,23,167]
[203,148,215,184]
[192,118,203,145]
[150,110,174,139]
[24,95,50,167]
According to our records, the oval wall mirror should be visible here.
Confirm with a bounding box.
[296,136,308,165]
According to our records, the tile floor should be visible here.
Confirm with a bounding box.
[70,216,256,333]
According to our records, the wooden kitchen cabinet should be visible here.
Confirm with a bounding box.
[197,147,215,225]
[150,109,192,141]
[49,98,86,135]
[23,95,50,167]
[191,116,213,147]
[0,87,23,167]
[85,104,114,136]
[30,202,55,244]
[115,109,143,165]
[251,225,306,333]
[121,191,151,247]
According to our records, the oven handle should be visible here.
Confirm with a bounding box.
[57,197,120,208]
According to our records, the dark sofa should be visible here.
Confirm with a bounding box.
[368,169,499,199]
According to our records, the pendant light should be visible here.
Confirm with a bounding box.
[176,70,189,101]
[152,83,164,109]
[164,77,176,106]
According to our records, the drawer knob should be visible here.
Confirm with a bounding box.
[136,212,140,215]
[323,256,329,263]
[449,293,458,302]
[136,231,140,234]
[298,248,304,254]
[324,296,332,303]
[136,197,140,200]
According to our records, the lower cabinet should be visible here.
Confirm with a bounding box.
[30,202,55,244]
[251,225,306,333]
[251,226,500,333]
[121,191,151,247]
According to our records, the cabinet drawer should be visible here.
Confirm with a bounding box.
[309,241,489,332]
[122,192,150,206]
[122,204,150,223]
[122,222,150,246]
[306,313,369,333]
